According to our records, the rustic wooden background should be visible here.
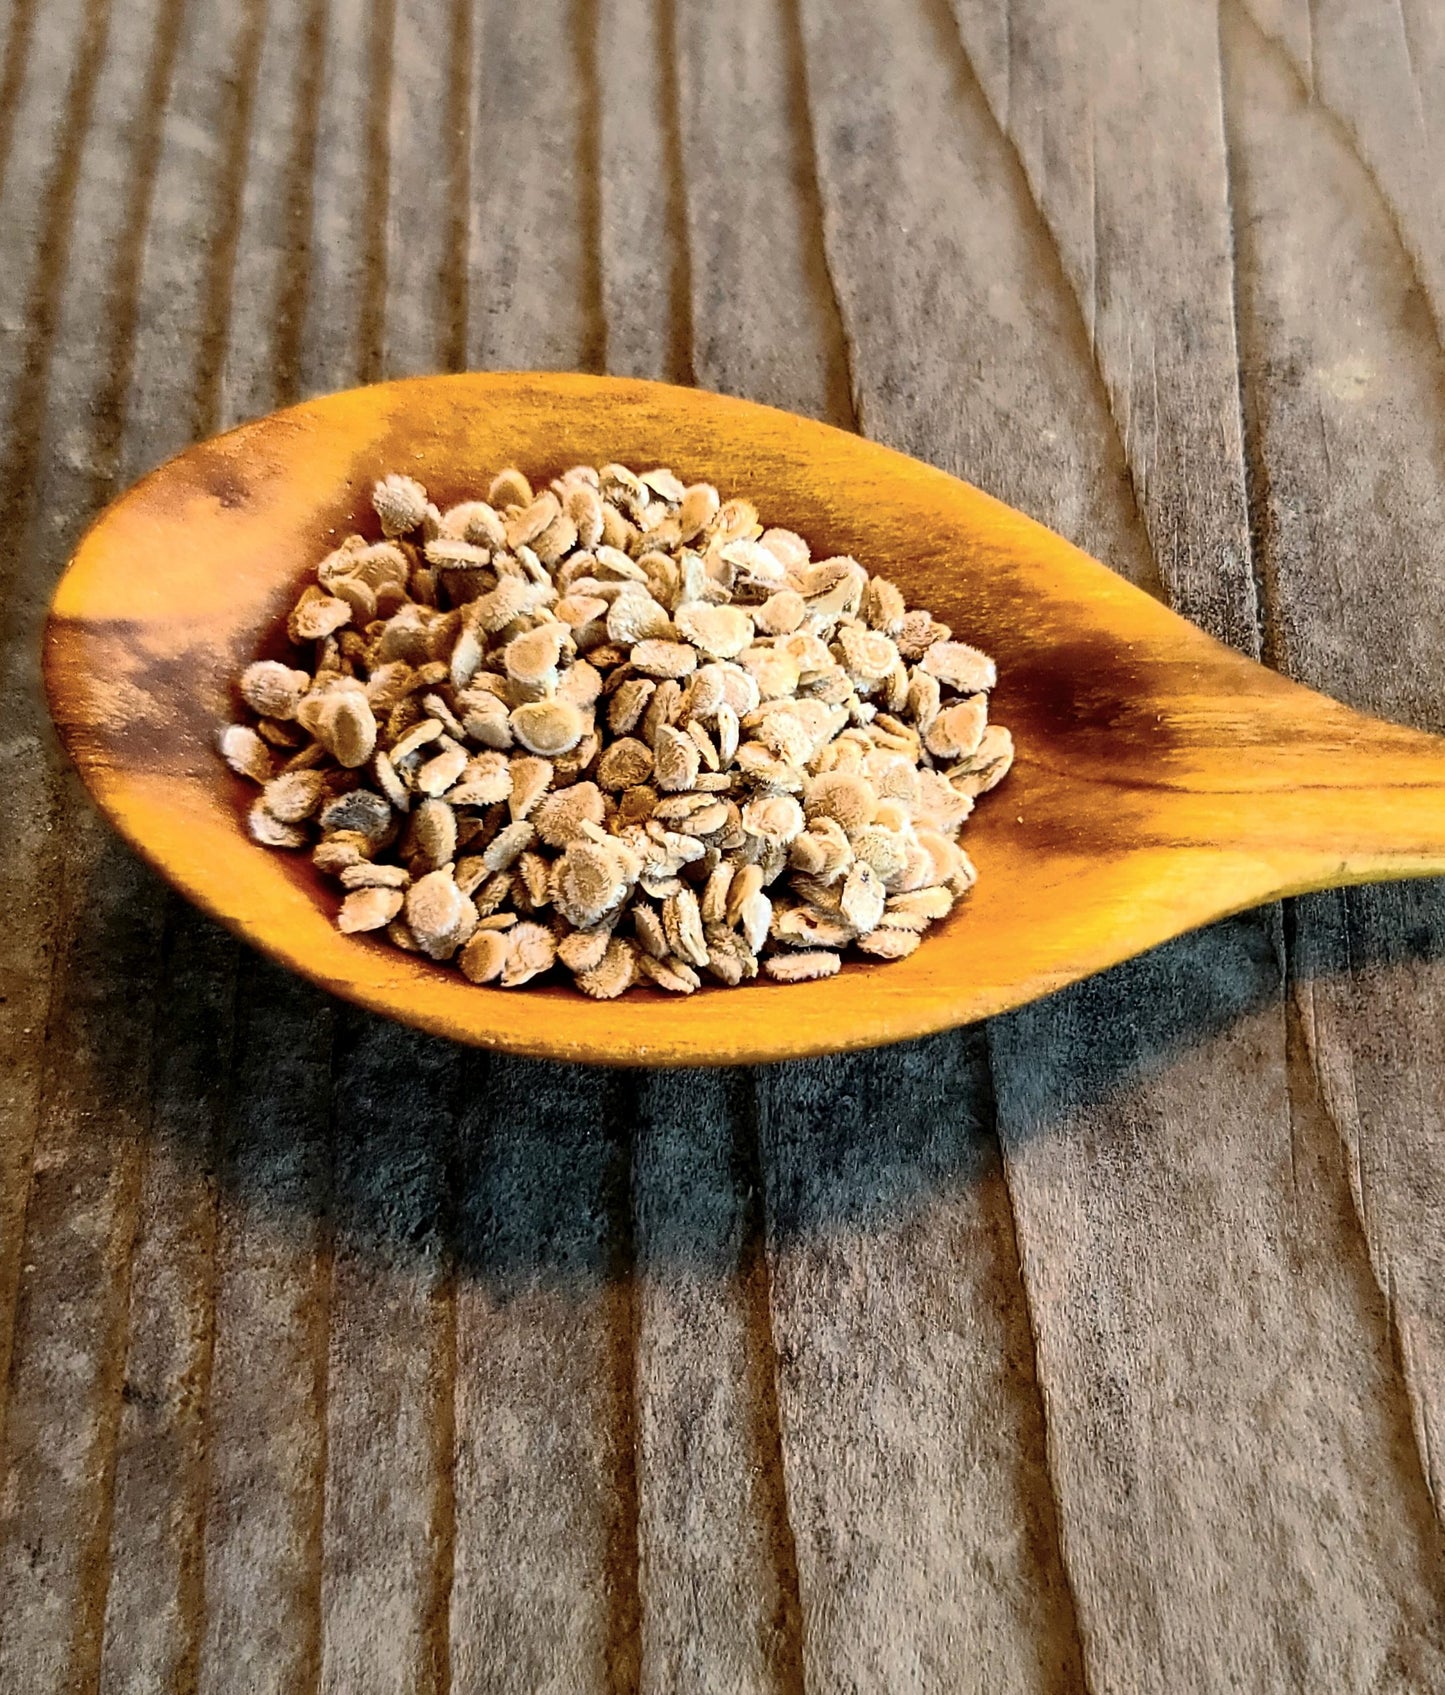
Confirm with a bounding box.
[4,0,1445,1687]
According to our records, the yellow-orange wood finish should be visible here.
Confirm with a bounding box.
[41,373,1445,1065]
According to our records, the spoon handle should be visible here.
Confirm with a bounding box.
[1177,702,1445,893]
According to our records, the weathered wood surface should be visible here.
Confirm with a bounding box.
[3,0,1445,1688]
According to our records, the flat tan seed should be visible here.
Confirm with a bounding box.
[804,772,878,832]
[576,936,638,999]
[241,661,312,719]
[500,921,557,987]
[753,591,806,636]
[373,473,429,535]
[920,639,996,693]
[441,500,508,548]
[763,950,840,983]
[701,862,735,925]
[949,724,1014,796]
[506,491,561,549]
[450,751,512,805]
[424,538,490,571]
[488,468,533,509]
[409,797,457,868]
[289,586,352,642]
[405,870,473,959]
[506,622,569,686]
[319,789,392,840]
[314,838,367,875]
[558,924,616,974]
[631,904,669,959]
[263,769,326,823]
[507,755,554,819]
[341,862,411,890]
[531,512,579,566]
[534,781,606,846]
[675,603,754,659]
[373,749,411,811]
[387,917,423,952]
[458,928,509,983]
[482,820,535,872]
[741,793,805,844]
[338,887,405,932]
[459,692,513,749]
[890,883,956,920]
[566,484,605,550]
[738,889,772,954]
[607,678,655,736]
[248,800,307,849]
[637,954,700,994]
[607,590,672,645]
[552,841,629,928]
[840,861,886,933]
[653,726,701,792]
[417,742,468,797]
[511,699,584,757]
[662,889,709,967]
[220,724,274,783]
[856,927,923,960]
[390,717,444,764]
[557,659,603,709]
[322,694,378,768]
[631,639,697,680]
[924,697,988,761]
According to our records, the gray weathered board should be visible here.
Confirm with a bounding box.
[1,0,1444,1687]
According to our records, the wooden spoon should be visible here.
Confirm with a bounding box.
[43,372,1445,1066]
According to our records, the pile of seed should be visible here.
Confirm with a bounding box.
[219,464,1012,997]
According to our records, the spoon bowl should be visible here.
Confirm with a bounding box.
[43,372,1445,1065]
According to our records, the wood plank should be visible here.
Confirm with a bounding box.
[465,0,603,372]
[596,14,808,1682]
[767,0,1164,1682]
[0,0,237,1686]
[798,0,1445,1686]
[0,0,194,1686]
[596,0,688,385]
[446,10,623,1689]
[947,0,1253,639]
[448,1057,635,1693]
[318,1014,459,1695]
[308,6,469,1688]
[757,1038,1085,1692]
[1223,0,1445,1519]
[219,0,328,419]
[17,2,336,1690]
[97,912,233,1695]
[1241,0,1445,337]
[0,0,117,1463]
[674,0,854,424]
[795,0,1154,589]
[630,1069,803,1692]
[195,961,333,1695]
[196,0,360,1686]
[299,0,374,399]
[383,0,468,376]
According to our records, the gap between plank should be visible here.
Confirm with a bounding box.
[0,0,40,203]
[779,0,860,433]
[0,0,121,1474]
[271,0,329,406]
[734,1069,808,1695]
[605,1072,644,1695]
[192,0,270,438]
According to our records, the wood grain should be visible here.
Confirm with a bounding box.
[4,0,1445,1686]
[1225,0,1445,1527]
